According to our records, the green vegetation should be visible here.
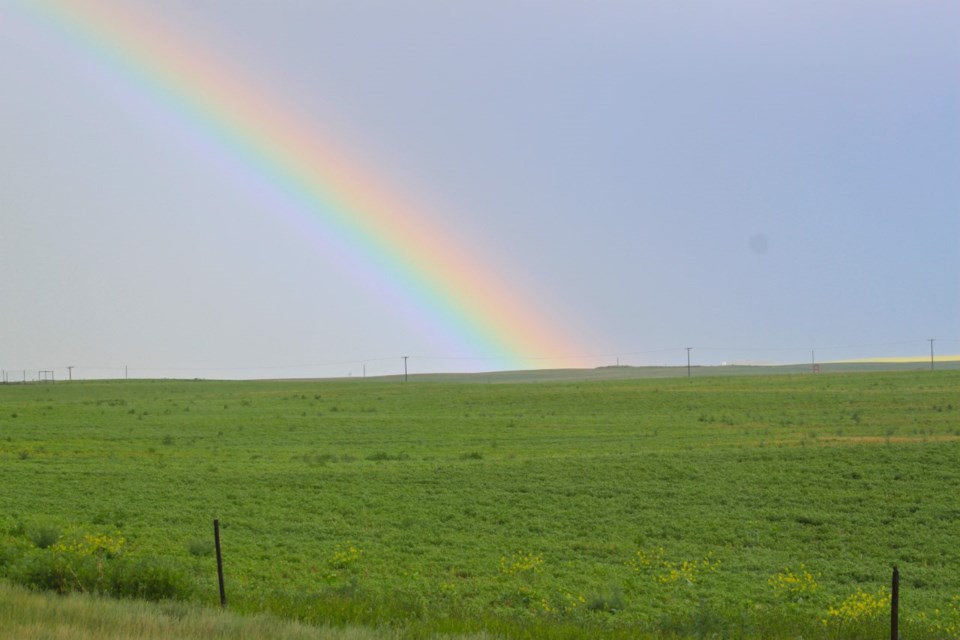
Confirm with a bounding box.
[1,370,959,638]
[0,581,398,640]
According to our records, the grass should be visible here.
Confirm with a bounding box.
[1,369,959,637]
[0,581,401,640]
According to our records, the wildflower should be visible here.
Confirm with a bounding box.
[823,587,890,625]
[628,548,719,585]
[328,542,362,569]
[499,550,543,575]
[769,565,818,601]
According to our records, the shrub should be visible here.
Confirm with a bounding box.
[10,550,75,593]
[28,525,61,549]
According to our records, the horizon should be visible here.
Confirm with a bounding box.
[4,349,958,383]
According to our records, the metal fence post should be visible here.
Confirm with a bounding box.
[214,519,226,608]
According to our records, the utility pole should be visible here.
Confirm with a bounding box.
[928,339,936,371]
[686,347,692,378]
[403,356,408,382]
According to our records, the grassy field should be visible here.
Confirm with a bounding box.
[1,369,959,638]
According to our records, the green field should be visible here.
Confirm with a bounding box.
[2,370,959,638]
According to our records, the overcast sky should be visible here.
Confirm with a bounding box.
[2,0,958,379]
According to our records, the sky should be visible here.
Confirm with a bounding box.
[1,0,958,380]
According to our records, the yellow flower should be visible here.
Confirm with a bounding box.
[770,565,818,600]
[823,587,890,625]
[629,548,719,585]
[51,531,125,557]
[329,542,362,569]
[499,550,544,575]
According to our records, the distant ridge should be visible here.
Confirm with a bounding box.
[363,360,960,384]
[836,355,960,364]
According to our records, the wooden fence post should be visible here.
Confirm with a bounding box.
[214,519,226,608]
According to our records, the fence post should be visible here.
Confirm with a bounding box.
[214,519,226,608]
[890,565,899,640]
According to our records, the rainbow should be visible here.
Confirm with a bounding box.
[12,0,583,370]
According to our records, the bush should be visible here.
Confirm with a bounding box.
[28,525,61,549]
[10,550,83,594]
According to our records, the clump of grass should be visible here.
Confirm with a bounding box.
[187,539,214,557]
[585,583,625,613]
[365,452,409,462]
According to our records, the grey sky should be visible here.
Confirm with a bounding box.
[2,0,958,378]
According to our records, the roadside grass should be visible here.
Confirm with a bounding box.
[1,370,959,637]
[0,581,400,640]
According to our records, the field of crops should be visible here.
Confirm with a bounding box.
[1,370,959,638]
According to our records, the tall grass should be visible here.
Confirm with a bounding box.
[0,581,404,640]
